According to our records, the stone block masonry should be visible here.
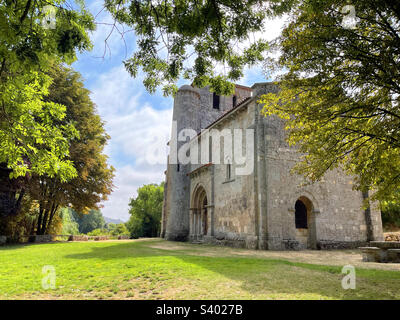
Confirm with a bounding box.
[161,82,383,250]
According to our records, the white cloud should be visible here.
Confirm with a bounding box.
[240,16,288,84]
[89,65,172,221]
[101,164,166,221]
[80,11,288,222]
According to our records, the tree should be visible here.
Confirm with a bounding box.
[109,223,130,236]
[60,208,80,235]
[106,222,116,234]
[127,183,164,238]
[87,228,109,236]
[73,209,106,234]
[104,0,400,204]
[261,0,400,203]
[28,65,114,235]
[0,0,95,216]
[104,0,294,95]
[0,193,37,242]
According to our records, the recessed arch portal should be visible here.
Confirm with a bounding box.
[295,200,308,229]
[191,185,209,238]
[293,196,317,249]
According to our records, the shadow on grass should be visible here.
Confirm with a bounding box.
[62,239,400,300]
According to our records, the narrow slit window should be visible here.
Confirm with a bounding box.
[213,92,220,109]
[226,164,231,180]
[233,95,237,107]
[209,136,212,163]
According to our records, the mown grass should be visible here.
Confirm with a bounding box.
[0,239,399,300]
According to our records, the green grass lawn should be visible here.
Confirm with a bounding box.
[0,239,399,300]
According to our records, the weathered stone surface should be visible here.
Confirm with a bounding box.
[318,240,367,250]
[68,235,88,241]
[282,239,301,250]
[93,236,109,241]
[360,244,400,263]
[385,234,400,241]
[359,247,383,262]
[370,241,400,249]
[118,235,130,240]
[387,249,400,263]
[29,235,53,243]
[162,82,384,251]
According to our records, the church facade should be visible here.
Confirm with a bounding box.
[161,82,383,250]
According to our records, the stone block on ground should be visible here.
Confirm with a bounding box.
[387,249,400,263]
[68,235,88,241]
[359,247,384,262]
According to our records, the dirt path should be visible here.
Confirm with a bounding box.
[147,239,400,271]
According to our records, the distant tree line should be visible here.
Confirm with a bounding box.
[60,208,129,237]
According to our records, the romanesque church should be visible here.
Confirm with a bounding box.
[161,82,383,250]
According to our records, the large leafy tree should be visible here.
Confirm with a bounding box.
[104,0,294,95]
[29,65,114,235]
[261,0,400,203]
[127,183,164,238]
[0,0,95,217]
[0,0,95,177]
[103,0,400,205]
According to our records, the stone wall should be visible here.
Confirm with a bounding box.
[164,81,384,250]
[118,235,130,240]
[68,235,88,241]
[213,107,256,234]
[253,82,383,249]
[188,99,258,249]
[29,235,54,243]
[163,84,252,242]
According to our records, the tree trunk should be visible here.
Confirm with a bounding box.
[36,205,44,235]
[362,190,374,241]
[0,165,26,217]
[44,203,58,234]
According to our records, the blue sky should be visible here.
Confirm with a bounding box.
[72,1,286,221]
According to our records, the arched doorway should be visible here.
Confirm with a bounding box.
[294,196,317,249]
[191,186,208,240]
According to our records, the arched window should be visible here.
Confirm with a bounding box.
[295,200,308,229]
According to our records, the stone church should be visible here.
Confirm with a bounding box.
[161,82,383,250]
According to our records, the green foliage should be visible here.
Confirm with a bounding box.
[0,72,78,180]
[126,182,164,238]
[0,195,36,241]
[261,0,400,203]
[104,0,295,95]
[86,223,129,237]
[73,209,106,234]
[111,223,130,237]
[87,228,109,236]
[60,208,79,235]
[381,196,400,230]
[27,65,114,235]
[106,222,116,233]
[0,0,95,180]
